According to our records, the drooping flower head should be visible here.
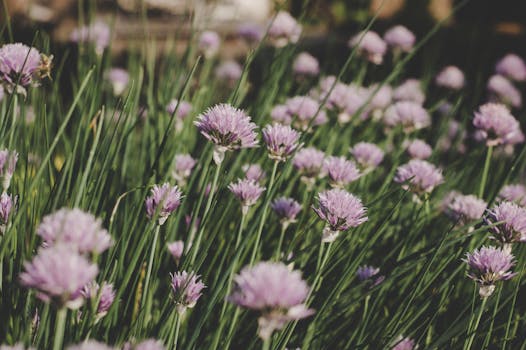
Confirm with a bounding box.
[0,149,17,191]
[271,197,301,227]
[171,154,196,185]
[472,103,522,146]
[243,164,266,183]
[0,192,15,234]
[394,160,443,195]
[229,261,314,340]
[262,124,301,161]
[70,21,111,55]
[435,65,465,90]
[145,183,183,225]
[293,147,325,188]
[215,60,243,86]
[498,184,526,206]
[406,139,432,160]
[487,75,522,108]
[384,101,431,133]
[484,201,526,247]
[170,271,205,314]
[444,193,487,225]
[37,208,112,255]
[0,43,43,95]
[20,245,98,308]
[313,188,368,242]
[106,68,129,96]
[195,104,258,164]
[81,281,116,319]
[356,265,385,287]
[323,156,361,188]
[285,96,327,131]
[293,52,320,77]
[267,11,302,48]
[348,31,387,65]
[67,340,116,350]
[167,241,184,263]
[198,31,220,58]
[464,246,516,297]
[393,79,425,105]
[495,53,526,81]
[383,25,415,53]
[350,142,385,172]
[228,178,266,214]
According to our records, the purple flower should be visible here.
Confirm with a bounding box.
[356,265,385,287]
[170,271,205,313]
[368,84,393,113]
[166,100,192,120]
[384,101,431,133]
[0,43,43,95]
[228,178,266,214]
[171,154,196,185]
[81,281,115,318]
[262,124,302,161]
[237,23,264,44]
[336,84,369,124]
[271,197,301,226]
[350,142,385,171]
[444,193,487,224]
[293,147,325,185]
[145,183,183,225]
[270,104,292,125]
[313,188,368,242]
[0,149,17,191]
[67,341,115,350]
[243,164,266,183]
[0,192,15,233]
[229,261,314,340]
[198,31,220,58]
[348,31,387,65]
[393,79,425,105]
[133,339,165,350]
[311,76,349,111]
[498,184,526,206]
[406,139,432,160]
[20,245,98,308]
[323,156,361,188]
[293,52,319,77]
[484,201,526,247]
[215,60,242,85]
[435,65,465,90]
[268,11,302,48]
[487,75,522,108]
[37,208,112,255]
[495,53,526,81]
[391,336,416,350]
[472,103,522,146]
[285,96,328,131]
[383,25,415,53]
[394,160,443,195]
[167,241,184,263]
[195,104,258,164]
[106,68,129,96]
[70,21,111,55]
[464,246,516,297]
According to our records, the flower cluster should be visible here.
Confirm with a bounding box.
[145,183,183,225]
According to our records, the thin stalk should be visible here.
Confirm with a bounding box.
[262,338,271,350]
[53,308,67,350]
[8,94,17,148]
[190,161,222,265]
[250,161,279,265]
[274,223,287,261]
[173,312,182,350]
[142,225,160,315]
[478,146,493,199]
[463,297,487,350]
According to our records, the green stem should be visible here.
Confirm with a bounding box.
[250,161,279,265]
[464,297,487,350]
[478,146,493,199]
[142,225,160,314]
[190,161,222,265]
[53,308,67,350]
[8,94,17,148]
[262,337,271,350]
[274,223,287,261]
[235,212,247,250]
[173,312,182,350]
